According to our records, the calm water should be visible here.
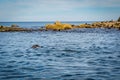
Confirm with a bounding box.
[0,22,120,80]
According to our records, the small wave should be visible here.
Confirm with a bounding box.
[84,78,95,80]
[62,49,80,53]
[1,75,32,79]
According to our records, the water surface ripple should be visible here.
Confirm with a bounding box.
[0,28,120,80]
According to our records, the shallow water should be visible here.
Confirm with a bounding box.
[0,28,120,80]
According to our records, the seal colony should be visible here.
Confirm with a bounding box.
[0,17,120,32]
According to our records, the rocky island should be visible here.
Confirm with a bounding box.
[45,20,120,31]
[0,24,32,32]
[0,17,120,32]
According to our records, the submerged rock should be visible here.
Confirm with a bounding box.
[118,27,120,30]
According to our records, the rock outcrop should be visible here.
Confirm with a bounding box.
[72,21,120,29]
[91,21,120,29]
[0,24,33,32]
[0,20,120,32]
[11,24,19,28]
[45,21,120,31]
[45,21,72,31]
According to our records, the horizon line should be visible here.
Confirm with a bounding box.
[0,20,109,22]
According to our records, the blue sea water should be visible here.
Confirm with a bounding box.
[0,22,120,80]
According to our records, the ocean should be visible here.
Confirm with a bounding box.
[0,22,120,80]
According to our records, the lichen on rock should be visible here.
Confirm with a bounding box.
[45,21,72,31]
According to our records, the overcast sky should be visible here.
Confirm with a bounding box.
[0,0,120,21]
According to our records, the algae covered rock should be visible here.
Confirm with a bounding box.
[63,24,72,30]
[54,21,61,25]
[0,25,5,31]
[79,24,91,28]
[0,24,31,32]
[45,21,72,31]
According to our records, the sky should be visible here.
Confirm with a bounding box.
[0,0,120,21]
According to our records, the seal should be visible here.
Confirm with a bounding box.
[31,44,40,48]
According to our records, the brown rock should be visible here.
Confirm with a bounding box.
[11,24,19,28]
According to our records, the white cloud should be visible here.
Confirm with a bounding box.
[0,0,120,21]
[0,0,120,13]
